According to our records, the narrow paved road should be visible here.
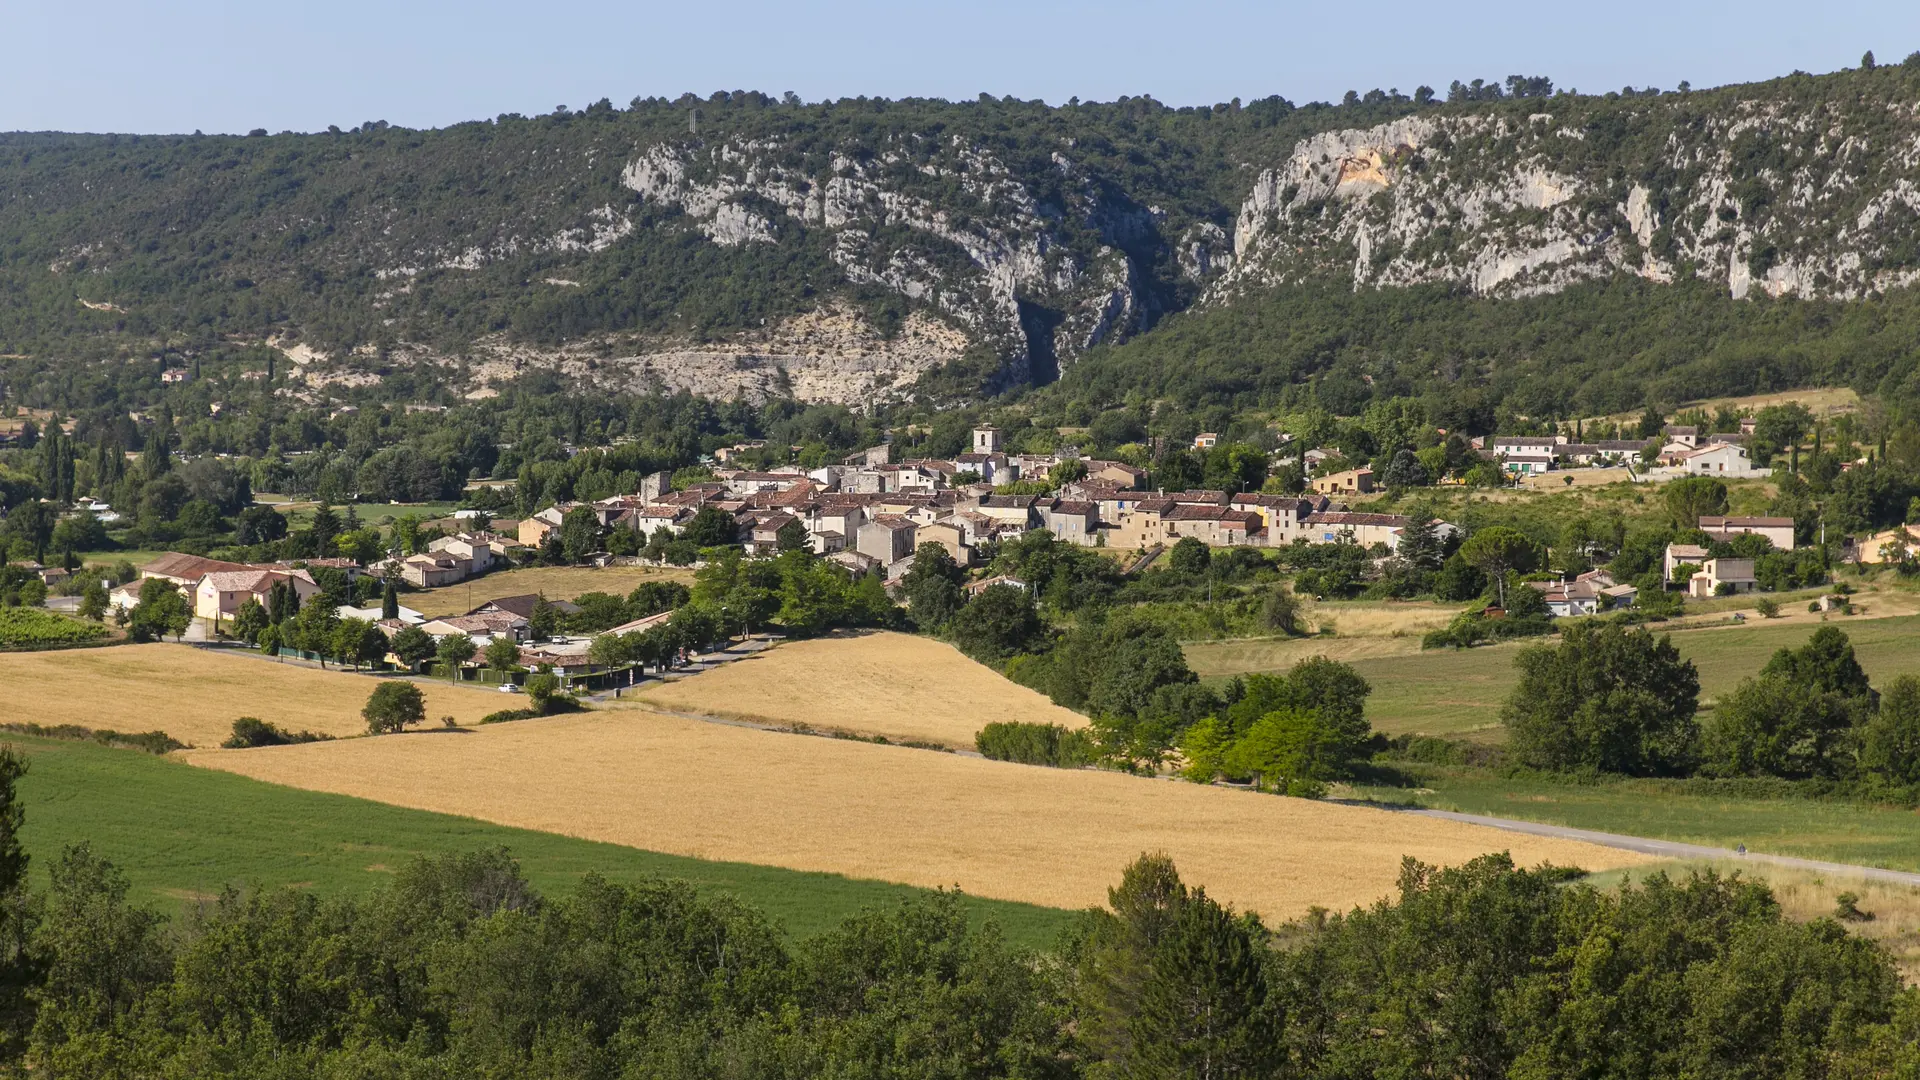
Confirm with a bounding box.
[1392,806,1920,887]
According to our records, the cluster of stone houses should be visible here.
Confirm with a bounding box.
[511,427,1438,584]
[1524,569,1640,616]
[114,552,335,623]
[1477,425,1771,479]
[372,532,515,588]
[1659,515,1797,598]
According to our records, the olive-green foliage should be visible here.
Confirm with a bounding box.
[16,841,1075,1080]
[900,542,966,631]
[1226,657,1373,760]
[1705,627,1879,779]
[950,584,1047,663]
[974,722,1098,768]
[362,680,427,734]
[988,530,1124,613]
[1069,855,1281,1080]
[1180,657,1375,792]
[1663,475,1730,528]
[691,547,896,640]
[1502,623,1701,775]
[220,717,330,748]
[1283,853,1902,1080]
[1861,675,1920,786]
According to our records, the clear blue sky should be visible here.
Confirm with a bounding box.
[6,0,1918,134]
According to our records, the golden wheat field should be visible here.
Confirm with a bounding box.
[184,711,1651,919]
[409,565,696,617]
[628,631,1086,747]
[0,644,503,746]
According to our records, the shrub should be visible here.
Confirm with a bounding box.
[1756,596,1780,618]
[221,717,331,748]
[525,672,563,712]
[950,585,1046,663]
[975,722,1098,767]
[364,681,428,734]
[0,722,182,755]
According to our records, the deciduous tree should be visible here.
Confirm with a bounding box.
[363,681,427,734]
[1502,623,1700,774]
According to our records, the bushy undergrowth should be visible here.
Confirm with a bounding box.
[975,721,1099,767]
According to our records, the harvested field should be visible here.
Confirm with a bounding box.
[1305,600,1464,638]
[628,631,1085,747]
[1518,467,1638,490]
[409,565,696,617]
[185,712,1652,920]
[0,644,502,746]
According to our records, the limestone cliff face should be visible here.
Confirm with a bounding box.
[617,137,1177,387]
[1215,97,1920,303]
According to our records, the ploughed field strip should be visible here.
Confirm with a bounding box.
[184,710,1652,920]
[0,644,500,746]
[628,631,1086,747]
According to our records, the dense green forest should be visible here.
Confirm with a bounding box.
[1038,276,1920,422]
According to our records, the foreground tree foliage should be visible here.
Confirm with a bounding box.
[0,749,1909,1080]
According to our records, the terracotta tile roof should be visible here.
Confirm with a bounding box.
[471,594,582,618]
[1303,512,1410,528]
[1166,489,1230,505]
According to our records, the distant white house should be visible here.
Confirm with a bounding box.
[1689,558,1758,598]
[1664,543,1709,585]
[1679,442,1769,478]
[1699,515,1796,551]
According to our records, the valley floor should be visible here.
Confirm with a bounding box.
[180,708,1649,921]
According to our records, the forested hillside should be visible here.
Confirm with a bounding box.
[5,58,1920,416]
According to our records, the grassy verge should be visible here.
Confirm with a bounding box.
[1345,765,1920,873]
[7,735,1075,946]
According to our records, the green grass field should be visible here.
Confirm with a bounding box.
[1196,613,1920,740]
[7,735,1074,946]
[1346,767,1920,873]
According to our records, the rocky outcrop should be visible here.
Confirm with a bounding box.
[617,137,1184,386]
[300,303,972,407]
[1216,98,1920,303]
